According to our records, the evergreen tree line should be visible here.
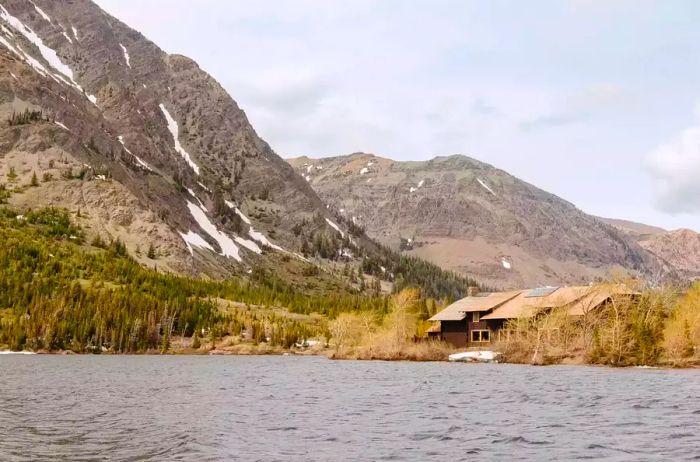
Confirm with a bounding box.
[361,249,488,301]
[0,207,389,352]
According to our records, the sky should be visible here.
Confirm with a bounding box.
[95,0,700,231]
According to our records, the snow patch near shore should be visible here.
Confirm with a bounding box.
[449,351,500,362]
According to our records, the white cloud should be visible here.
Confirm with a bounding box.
[647,103,700,213]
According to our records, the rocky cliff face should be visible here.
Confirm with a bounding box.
[289,153,667,287]
[0,0,348,277]
[638,229,700,280]
[601,218,700,281]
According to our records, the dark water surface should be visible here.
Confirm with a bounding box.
[1,356,699,461]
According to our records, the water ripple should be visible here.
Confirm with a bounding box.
[1,356,699,461]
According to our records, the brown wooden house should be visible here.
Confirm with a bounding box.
[428,290,522,347]
[429,284,636,348]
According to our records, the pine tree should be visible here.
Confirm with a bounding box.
[30,171,39,187]
[6,167,18,184]
[147,243,156,260]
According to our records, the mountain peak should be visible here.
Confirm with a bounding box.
[289,152,666,287]
[0,0,358,278]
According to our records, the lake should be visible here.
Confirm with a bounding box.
[1,355,699,461]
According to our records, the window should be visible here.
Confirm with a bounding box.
[471,330,491,343]
[472,312,480,323]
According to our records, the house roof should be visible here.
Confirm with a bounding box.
[565,285,637,316]
[428,290,523,321]
[481,284,636,320]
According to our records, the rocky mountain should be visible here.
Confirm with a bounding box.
[288,153,669,288]
[600,218,700,281]
[0,0,361,280]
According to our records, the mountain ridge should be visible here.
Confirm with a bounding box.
[0,0,486,302]
[288,152,676,287]
[0,0,355,279]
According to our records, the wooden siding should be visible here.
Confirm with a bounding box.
[440,319,468,347]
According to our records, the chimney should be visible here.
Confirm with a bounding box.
[467,286,479,297]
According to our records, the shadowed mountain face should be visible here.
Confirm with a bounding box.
[0,0,349,277]
[289,153,670,288]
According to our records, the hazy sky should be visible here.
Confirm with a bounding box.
[95,0,700,231]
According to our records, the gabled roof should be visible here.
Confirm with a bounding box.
[565,285,637,316]
[481,284,636,320]
[428,290,523,321]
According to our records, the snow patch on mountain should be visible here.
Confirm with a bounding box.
[186,200,241,261]
[1,6,72,79]
[409,179,424,193]
[325,218,344,237]
[180,230,214,255]
[224,201,286,252]
[29,1,50,22]
[119,43,130,67]
[16,44,48,76]
[118,135,151,171]
[159,104,200,174]
[233,235,261,254]
[185,187,207,211]
[0,34,21,58]
[477,178,497,196]
[0,5,98,104]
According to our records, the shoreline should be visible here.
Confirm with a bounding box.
[3,348,699,369]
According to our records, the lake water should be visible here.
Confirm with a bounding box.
[1,356,699,461]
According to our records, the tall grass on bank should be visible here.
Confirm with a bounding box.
[494,283,700,367]
[329,288,454,361]
[664,284,700,365]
